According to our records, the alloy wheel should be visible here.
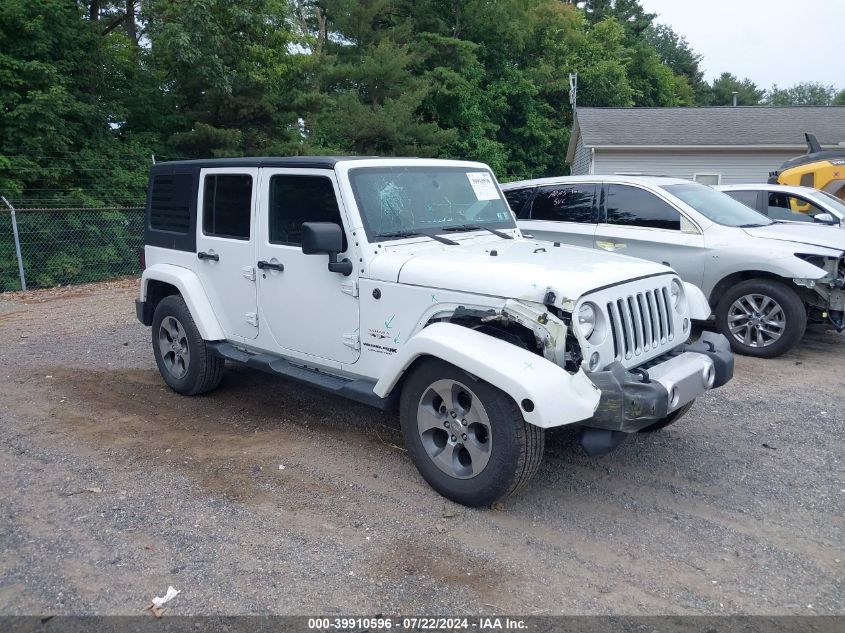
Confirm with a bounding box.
[727,294,786,348]
[158,315,190,378]
[416,379,492,479]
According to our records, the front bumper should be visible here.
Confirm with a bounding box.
[584,331,733,434]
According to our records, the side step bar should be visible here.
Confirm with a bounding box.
[207,342,397,412]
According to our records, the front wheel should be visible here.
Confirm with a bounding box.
[715,279,806,358]
[399,358,544,507]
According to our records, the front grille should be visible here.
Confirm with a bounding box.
[607,285,675,362]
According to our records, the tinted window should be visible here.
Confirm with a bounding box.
[269,175,345,247]
[606,185,680,230]
[150,174,192,233]
[531,184,596,223]
[665,183,772,227]
[503,188,534,217]
[767,193,823,222]
[203,174,252,239]
[724,190,759,209]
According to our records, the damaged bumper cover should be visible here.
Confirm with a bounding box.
[583,331,733,435]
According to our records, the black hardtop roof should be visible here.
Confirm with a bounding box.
[150,156,385,171]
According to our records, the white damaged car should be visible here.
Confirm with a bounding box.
[136,158,733,506]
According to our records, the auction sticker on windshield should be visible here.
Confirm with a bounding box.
[467,172,500,200]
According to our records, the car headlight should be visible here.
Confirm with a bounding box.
[577,302,597,338]
[670,279,685,313]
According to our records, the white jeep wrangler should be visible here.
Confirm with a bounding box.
[136,157,733,506]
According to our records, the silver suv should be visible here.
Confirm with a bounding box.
[502,176,845,358]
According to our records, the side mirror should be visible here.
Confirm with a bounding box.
[813,212,837,225]
[301,222,353,276]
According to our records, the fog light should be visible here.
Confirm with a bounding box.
[703,365,715,388]
[589,352,600,371]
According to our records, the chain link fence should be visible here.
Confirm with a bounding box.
[1,201,145,292]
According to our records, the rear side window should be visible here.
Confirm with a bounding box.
[203,174,253,240]
[149,174,192,233]
[531,184,596,223]
[503,188,534,217]
[269,175,345,248]
[724,190,759,209]
[606,185,681,230]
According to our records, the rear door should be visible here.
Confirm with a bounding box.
[593,183,706,287]
[518,182,598,248]
[194,168,259,341]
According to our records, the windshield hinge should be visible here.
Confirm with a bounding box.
[341,279,359,297]
[245,312,258,327]
[342,331,360,350]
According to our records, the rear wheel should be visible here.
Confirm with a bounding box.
[152,295,224,395]
[715,279,806,358]
[399,358,544,507]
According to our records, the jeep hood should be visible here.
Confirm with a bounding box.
[370,239,673,305]
[742,223,845,254]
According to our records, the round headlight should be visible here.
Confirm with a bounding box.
[577,302,597,338]
[670,279,684,312]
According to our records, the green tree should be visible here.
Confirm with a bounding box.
[706,72,765,106]
[142,0,305,157]
[767,82,838,106]
[645,23,708,103]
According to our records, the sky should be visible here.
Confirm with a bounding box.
[638,0,843,90]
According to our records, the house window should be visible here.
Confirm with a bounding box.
[694,173,721,186]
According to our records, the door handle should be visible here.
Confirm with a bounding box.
[197,251,219,261]
[257,260,284,272]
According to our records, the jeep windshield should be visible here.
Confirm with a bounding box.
[348,166,516,242]
[664,183,774,228]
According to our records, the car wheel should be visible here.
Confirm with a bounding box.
[399,358,544,507]
[152,295,225,395]
[715,279,806,358]
[638,401,694,433]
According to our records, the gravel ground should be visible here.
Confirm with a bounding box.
[0,279,843,616]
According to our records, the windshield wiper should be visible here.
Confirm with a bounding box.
[441,224,514,239]
[375,230,459,246]
[738,223,770,228]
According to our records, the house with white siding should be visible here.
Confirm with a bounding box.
[566,106,845,185]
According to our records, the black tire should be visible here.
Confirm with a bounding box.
[638,401,694,433]
[152,295,224,395]
[399,358,544,507]
[715,278,806,358]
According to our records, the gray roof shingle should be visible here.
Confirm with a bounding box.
[574,106,845,148]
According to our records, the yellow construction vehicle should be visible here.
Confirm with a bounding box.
[769,133,845,200]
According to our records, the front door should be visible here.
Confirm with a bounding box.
[194,168,259,340]
[593,183,707,287]
[256,169,360,364]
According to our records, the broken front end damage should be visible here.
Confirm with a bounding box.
[580,331,734,456]
[795,255,845,330]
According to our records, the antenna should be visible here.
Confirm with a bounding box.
[569,73,578,111]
